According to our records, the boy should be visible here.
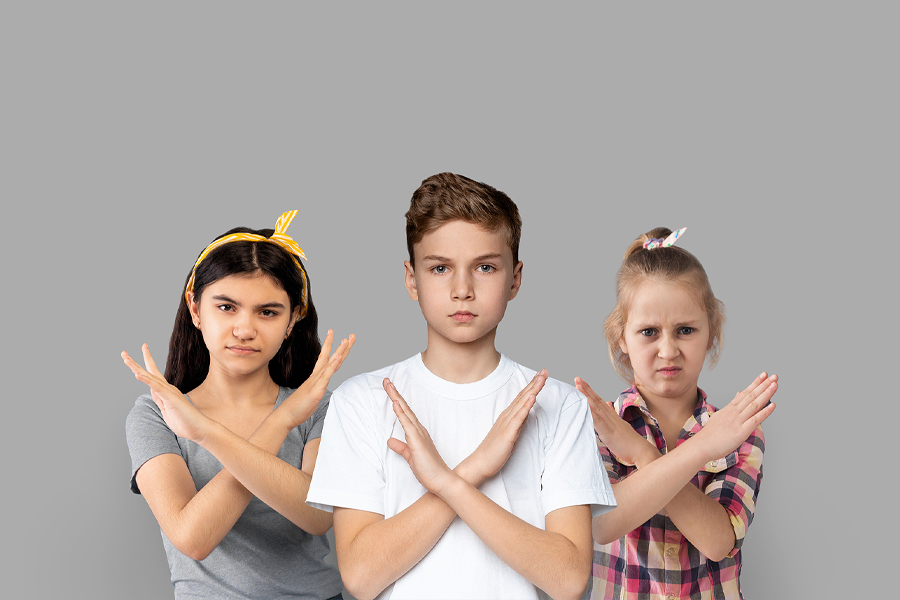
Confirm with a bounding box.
[307,173,615,600]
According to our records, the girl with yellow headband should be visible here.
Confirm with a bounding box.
[122,212,354,600]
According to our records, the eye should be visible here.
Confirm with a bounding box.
[431,265,449,275]
[260,309,279,318]
[639,328,657,337]
[678,327,695,335]
[477,264,495,273]
[217,304,235,312]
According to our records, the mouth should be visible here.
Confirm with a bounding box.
[657,366,681,377]
[451,311,475,323]
[228,346,259,355]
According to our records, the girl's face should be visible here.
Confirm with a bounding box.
[189,273,300,381]
[619,279,710,410]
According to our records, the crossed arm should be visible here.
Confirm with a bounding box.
[576,372,777,561]
[123,331,354,560]
[335,372,593,600]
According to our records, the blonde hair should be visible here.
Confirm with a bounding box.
[604,227,725,382]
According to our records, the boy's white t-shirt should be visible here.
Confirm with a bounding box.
[307,353,615,600]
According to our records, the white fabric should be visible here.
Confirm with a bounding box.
[308,353,615,600]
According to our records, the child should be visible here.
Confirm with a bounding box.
[306,173,616,600]
[123,211,354,600]
[575,227,777,600]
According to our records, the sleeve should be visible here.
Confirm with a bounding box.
[704,425,765,556]
[305,378,388,515]
[305,390,332,442]
[125,394,185,494]
[540,390,617,518]
[597,443,629,485]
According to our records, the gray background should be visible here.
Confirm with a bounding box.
[2,2,894,599]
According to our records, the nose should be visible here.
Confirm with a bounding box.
[451,271,475,301]
[233,312,257,340]
[657,334,679,360]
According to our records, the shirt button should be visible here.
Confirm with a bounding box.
[666,547,676,556]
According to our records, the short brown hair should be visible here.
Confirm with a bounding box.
[405,172,522,265]
[604,227,726,382]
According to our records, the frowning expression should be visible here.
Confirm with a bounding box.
[619,280,710,410]
[189,273,300,380]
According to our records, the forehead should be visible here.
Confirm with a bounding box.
[202,273,288,302]
[415,220,513,263]
[626,280,706,324]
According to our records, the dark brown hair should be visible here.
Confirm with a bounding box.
[165,227,320,393]
[604,227,725,382]
[405,172,522,265]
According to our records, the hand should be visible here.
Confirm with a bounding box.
[464,370,546,483]
[694,372,778,461]
[575,377,660,468]
[279,330,356,429]
[122,344,210,442]
[383,378,455,494]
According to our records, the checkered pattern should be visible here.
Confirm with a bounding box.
[591,387,765,600]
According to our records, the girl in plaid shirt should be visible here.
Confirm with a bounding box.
[575,227,777,600]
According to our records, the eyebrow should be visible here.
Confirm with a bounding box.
[420,253,505,263]
[210,294,287,310]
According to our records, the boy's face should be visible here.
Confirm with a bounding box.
[405,220,522,349]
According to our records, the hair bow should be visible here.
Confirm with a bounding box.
[643,227,687,250]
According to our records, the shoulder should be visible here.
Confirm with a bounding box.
[332,363,396,400]
[125,394,165,432]
[506,360,584,409]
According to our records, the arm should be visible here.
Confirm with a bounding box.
[335,371,550,600]
[379,377,593,600]
[579,373,776,560]
[123,331,354,557]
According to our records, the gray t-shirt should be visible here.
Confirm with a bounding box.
[126,388,342,600]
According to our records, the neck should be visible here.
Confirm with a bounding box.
[637,385,699,425]
[421,327,501,384]
[190,365,280,409]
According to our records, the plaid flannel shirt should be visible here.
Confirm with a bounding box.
[591,387,765,600]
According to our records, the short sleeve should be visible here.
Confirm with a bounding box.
[540,391,616,518]
[307,391,330,441]
[704,425,765,556]
[125,394,185,494]
[306,379,387,515]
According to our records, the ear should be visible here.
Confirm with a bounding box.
[404,260,418,301]
[508,260,523,301]
[286,305,302,337]
[618,335,629,357]
[187,291,201,327]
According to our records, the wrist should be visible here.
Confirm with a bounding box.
[432,469,467,504]
[454,457,484,487]
[634,444,662,469]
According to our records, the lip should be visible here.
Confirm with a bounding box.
[228,345,259,355]
[451,311,475,323]
[657,366,682,377]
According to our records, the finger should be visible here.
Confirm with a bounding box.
[383,379,419,424]
[510,394,537,426]
[574,377,603,404]
[387,438,412,462]
[330,333,356,367]
[732,372,775,410]
[741,380,778,419]
[122,351,160,388]
[141,344,163,377]
[311,330,335,375]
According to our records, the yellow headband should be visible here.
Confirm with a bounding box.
[185,210,310,320]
